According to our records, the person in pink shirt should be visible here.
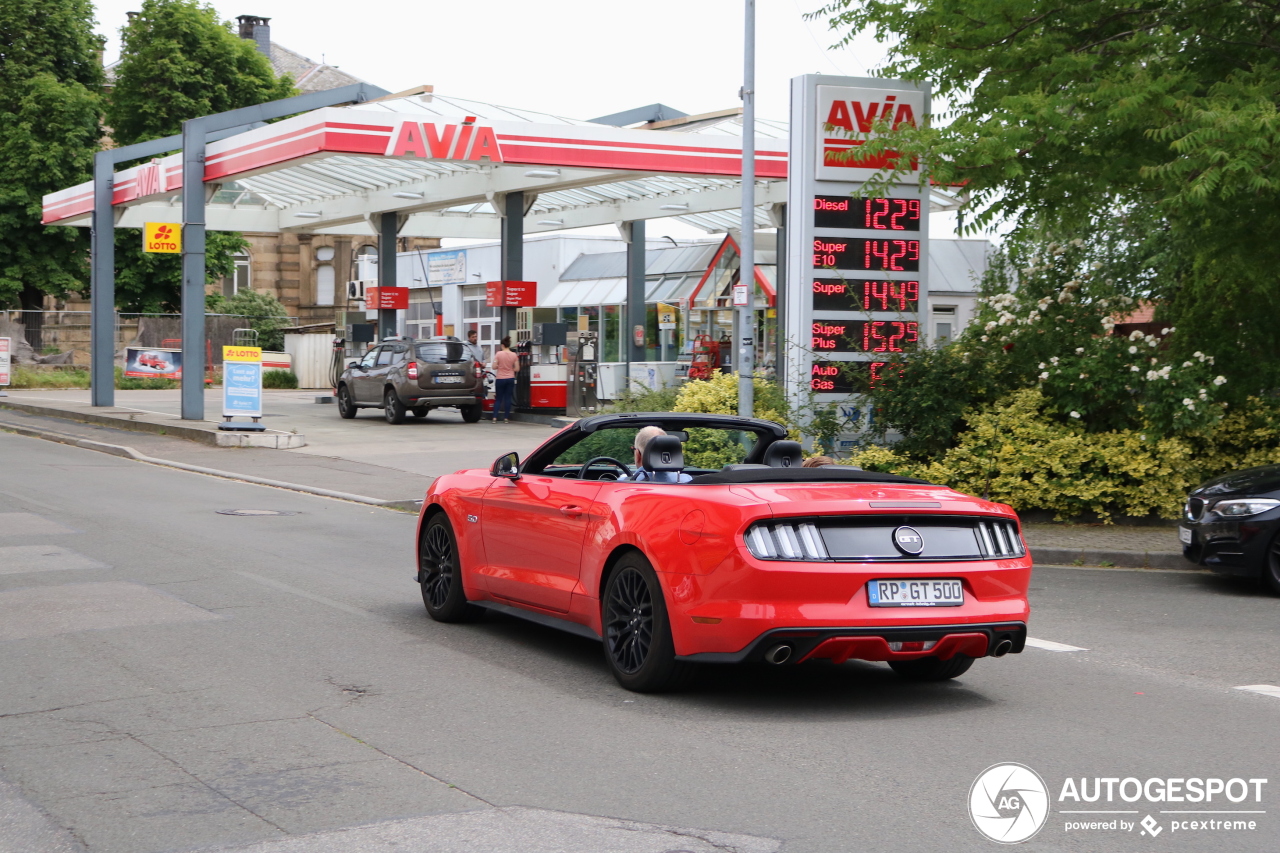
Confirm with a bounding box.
[491,337,520,423]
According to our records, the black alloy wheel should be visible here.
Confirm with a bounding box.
[602,554,693,692]
[418,514,483,622]
[1265,531,1280,595]
[337,385,356,419]
[461,404,483,423]
[384,388,407,424]
[888,654,975,681]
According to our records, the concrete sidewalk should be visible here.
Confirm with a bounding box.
[0,390,1192,570]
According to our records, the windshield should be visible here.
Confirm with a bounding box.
[415,342,465,363]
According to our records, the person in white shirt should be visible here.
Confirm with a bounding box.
[621,426,693,483]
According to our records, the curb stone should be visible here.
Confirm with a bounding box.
[0,421,424,513]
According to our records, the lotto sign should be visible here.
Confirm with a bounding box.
[0,337,10,386]
[222,346,262,418]
[785,75,929,413]
[143,222,181,253]
[657,303,677,330]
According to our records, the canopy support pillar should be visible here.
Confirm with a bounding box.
[500,192,524,341]
[625,220,646,370]
[180,122,207,420]
[377,212,399,340]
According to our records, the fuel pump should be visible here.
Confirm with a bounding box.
[566,331,599,418]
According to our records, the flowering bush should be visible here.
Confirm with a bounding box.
[864,237,1230,447]
[845,389,1280,520]
[670,372,797,469]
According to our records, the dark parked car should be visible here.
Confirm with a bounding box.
[337,337,484,424]
[1181,464,1280,592]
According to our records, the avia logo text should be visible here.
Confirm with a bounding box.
[387,116,504,162]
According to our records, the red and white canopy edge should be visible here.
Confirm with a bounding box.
[43,90,961,238]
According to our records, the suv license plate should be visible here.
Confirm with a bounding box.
[435,375,464,384]
[868,579,964,607]
[1179,526,1193,545]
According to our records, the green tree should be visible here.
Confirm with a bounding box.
[813,0,1280,392]
[106,0,294,311]
[206,288,289,350]
[0,0,102,318]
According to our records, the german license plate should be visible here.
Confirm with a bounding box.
[1179,526,1193,545]
[434,375,464,384]
[867,579,964,607]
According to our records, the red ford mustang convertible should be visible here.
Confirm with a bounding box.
[415,413,1031,692]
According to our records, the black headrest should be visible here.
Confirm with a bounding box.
[642,434,684,471]
[763,440,803,469]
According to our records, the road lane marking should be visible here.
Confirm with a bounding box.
[233,570,373,619]
[1234,684,1280,699]
[1025,637,1089,652]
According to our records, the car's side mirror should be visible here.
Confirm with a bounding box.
[348,361,359,369]
[491,451,521,480]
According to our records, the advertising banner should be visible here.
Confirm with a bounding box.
[0,337,10,387]
[222,346,263,418]
[427,250,467,285]
[124,346,182,379]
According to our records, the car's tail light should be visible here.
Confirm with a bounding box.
[975,520,1025,558]
[745,522,829,561]
[407,362,419,380]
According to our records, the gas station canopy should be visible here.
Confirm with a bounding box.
[43,91,802,237]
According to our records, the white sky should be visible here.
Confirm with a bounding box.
[90,1,978,243]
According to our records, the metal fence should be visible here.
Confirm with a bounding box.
[0,310,257,367]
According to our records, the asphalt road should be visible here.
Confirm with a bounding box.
[2,431,1278,853]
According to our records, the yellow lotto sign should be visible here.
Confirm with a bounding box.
[143,222,181,253]
[657,302,677,330]
[222,346,263,362]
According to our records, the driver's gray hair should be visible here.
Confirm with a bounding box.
[633,425,667,455]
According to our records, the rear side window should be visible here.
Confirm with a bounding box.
[415,342,465,363]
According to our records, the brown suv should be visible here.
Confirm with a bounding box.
[337,337,484,424]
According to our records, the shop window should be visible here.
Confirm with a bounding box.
[221,252,251,298]
[602,305,620,362]
[315,264,335,306]
[356,245,378,281]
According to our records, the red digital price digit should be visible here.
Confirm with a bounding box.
[870,198,889,229]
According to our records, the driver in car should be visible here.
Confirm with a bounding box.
[619,426,693,483]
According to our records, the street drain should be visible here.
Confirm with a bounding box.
[216,509,299,517]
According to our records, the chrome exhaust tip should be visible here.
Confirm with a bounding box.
[763,643,793,665]
[991,638,1014,658]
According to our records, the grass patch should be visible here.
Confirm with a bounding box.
[6,366,91,389]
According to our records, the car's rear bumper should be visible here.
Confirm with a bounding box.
[660,552,1032,661]
[403,394,481,407]
[676,621,1027,664]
